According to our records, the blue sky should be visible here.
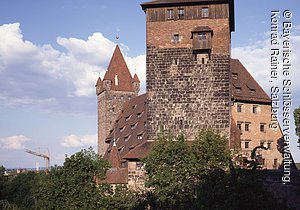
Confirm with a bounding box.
[0,0,299,168]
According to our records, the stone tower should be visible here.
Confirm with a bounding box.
[141,0,235,141]
[96,45,140,155]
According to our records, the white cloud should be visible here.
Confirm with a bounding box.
[232,26,300,93]
[0,135,30,150]
[0,23,146,114]
[61,134,97,147]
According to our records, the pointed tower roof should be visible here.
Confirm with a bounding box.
[109,141,121,168]
[103,45,135,92]
[132,73,140,83]
[95,77,105,95]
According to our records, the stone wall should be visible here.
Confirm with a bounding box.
[146,47,231,141]
[127,161,146,191]
[98,90,137,156]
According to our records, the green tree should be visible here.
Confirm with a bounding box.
[34,147,111,209]
[1,172,37,210]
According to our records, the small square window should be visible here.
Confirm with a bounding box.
[178,8,184,19]
[173,34,179,44]
[245,123,250,131]
[237,104,242,112]
[253,106,258,114]
[237,123,242,131]
[167,9,174,20]
[260,124,265,132]
[260,141,265,147]
[202,7,209,18]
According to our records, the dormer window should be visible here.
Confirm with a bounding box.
[178,8,184,19]
[125,115,131,122]
[232,73,238,79]
[115,75,119,86]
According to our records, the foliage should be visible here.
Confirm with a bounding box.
[143,129,290,210]
[294,107,300,137]
[34,147,111,209]
[1,172,37,210]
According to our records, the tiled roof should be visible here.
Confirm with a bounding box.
[104,94,147,160]
[109,143,121,168]
[103,45,135,92]
[133,73,141,83]
[123,141,154,160]
[192,26,213,32]
[99,167,128,184]
[231,59,271,104]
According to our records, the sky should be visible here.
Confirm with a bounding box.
[0,0,299,168]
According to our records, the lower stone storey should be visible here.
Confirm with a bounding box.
[98,90,137,156]
[146,47,231,141]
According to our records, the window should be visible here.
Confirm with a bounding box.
[245,123,250,131]
[260,123,265,132]
[237,104,242,113]
[114,75,119,86]
[137,112,143,118]
[125,115,131,122]
[236,87,242,93]
[131,123,137,130]
[262,158,265,166]
[260,141,265,147]
[173,33,179,44]
[167,9,174,20]
[253,106,258,114]
[178,8,184,19]
[267,142,272,149]
[137,133,143,140]
[245,141,249,149]
[202,7,209,18]
[120,126,125,132]
[237,123,242,131]
[198,32,206,40]
[124,135,130,142]
[232,73,238,79]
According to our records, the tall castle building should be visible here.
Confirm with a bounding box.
[144,0,234,141]
[96,0,283,187]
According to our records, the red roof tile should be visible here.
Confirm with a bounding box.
[133,73,141,83]
[231,59,271,104]
[109,143,121,168]
[99,167,128,184]
[103,45,135,92]
[104,94,147,160]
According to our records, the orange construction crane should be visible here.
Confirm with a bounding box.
[25,149,50,171]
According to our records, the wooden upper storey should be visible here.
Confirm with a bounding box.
[141,0,235,32]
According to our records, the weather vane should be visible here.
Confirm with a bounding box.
[116,29,120,43]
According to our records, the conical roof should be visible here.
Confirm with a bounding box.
[103,45,135,92]
[132,73,140,83]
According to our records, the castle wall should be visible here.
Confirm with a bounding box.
[98,90,137,156]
